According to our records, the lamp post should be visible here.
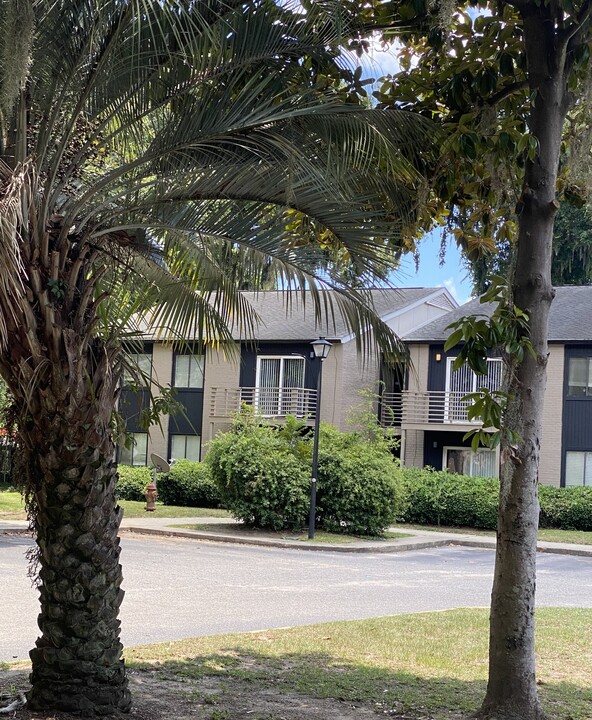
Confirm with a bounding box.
[309,337,332,540]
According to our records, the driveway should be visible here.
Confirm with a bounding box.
[1,533,591,661]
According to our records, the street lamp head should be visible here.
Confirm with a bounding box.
[311,337,332,360]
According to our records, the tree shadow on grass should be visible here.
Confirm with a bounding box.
[127,648,592,720]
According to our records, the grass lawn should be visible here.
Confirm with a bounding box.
[120,607,592,720]
[396,522,592,546]
[0,491,231,521]
[118,500,231,519]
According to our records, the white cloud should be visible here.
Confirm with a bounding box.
[441,277,472,305]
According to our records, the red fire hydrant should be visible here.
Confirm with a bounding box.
[144,481,158,512]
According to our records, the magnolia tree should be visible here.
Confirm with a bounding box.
[347,0,592,717]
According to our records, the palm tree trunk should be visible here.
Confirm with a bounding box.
[25,437,130,715]
[2,329,131,714]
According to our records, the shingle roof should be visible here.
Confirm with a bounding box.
[404,286,592,342]
[232,287,450,341]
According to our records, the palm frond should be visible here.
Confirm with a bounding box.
[1,0,440,366]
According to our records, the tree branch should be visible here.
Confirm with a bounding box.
[482,80,530,107]
[558,0,592,50]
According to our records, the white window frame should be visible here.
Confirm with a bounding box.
[443,445,499,478]
[255,355,306,416]
[444,357,503,423]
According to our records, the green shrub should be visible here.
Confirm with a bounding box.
[400,467,499,529]
[207,408,412,536]
[399,468,592,532]
[207,414,309,530]
[539,485,592,531]
[116,465,152,501]
[316,424,406,536]
[158,460,220,508]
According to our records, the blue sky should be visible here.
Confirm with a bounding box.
[357,43,474,306]
[396,230,474,305]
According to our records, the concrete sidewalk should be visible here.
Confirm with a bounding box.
[2,515,591,557]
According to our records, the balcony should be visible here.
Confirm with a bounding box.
[380,391,483,429]
[209,386,318,420]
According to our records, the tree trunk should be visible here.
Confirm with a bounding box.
[26,441,131,715]
[2,331,131,715]
[479,5,570,719]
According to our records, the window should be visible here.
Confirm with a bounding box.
[445,357,503,422]
[567,357,592,396]
[123,352,152,387]
[174,354,204,389]
[255,356,306,416]
[565,451,592,486]
[170,434,201,462]
[119,432,148,466]
[444,446,498,478]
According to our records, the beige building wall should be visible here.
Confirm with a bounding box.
[147,343,174,461]
[401,343,430,467]
[406,343,430,393]
[402,430,425,468]
[202,346,241,450]
[317,344,341,426]
[539,344,564,487]
[336,340,381,430]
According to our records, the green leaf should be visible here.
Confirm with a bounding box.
[444,328,464,351]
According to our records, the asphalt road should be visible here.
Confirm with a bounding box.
[1,533,591,661]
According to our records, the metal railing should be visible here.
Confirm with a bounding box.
[210,386,318,419]
[380,391,483,427]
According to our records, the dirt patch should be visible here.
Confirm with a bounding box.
[0,667,439,720]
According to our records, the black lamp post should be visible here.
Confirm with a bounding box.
[308,337,332,540]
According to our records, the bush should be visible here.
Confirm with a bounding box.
[207,413,310,530]
[116,465,152,501]
[158,460,220,508]
[399,467,499,529]
[539,485,592,531]
[399,467,592,532]
[316,424,406,536]
[208,410,408,535]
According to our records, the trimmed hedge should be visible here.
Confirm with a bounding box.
[158,460,220,508]
[400,468,498,529]
[400,467,592,531]
[539,485,592,531]
[116,465,152,502]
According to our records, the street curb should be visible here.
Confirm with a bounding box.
[536,544,592,558]
[120,527,592,557]
[0,528,30,535]
[120,526,454,553]
[4,525,592,558]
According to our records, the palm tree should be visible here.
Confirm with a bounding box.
[0,0,435,713]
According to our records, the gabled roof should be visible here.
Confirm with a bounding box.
[405,285,592,343]
[232,287,456,342]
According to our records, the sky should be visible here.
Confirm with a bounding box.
[396,230,474,305]
[359,41,476,307]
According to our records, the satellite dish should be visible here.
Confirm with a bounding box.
[150,453,171,474]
